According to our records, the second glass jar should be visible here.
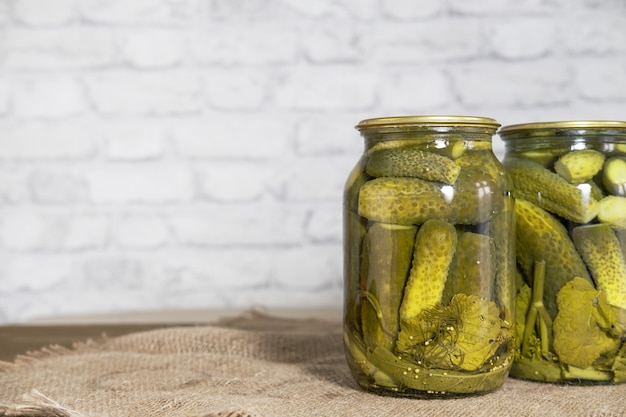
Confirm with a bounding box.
[500,120,626,385]
[343,116,515,398]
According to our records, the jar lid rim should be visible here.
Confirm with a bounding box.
[355,115,500,131]
[499,120,626,136]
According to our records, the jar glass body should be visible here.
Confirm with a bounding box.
[343,116,515,398]
[500,121,626,385]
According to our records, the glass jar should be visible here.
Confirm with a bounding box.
[500,120,626,385]
[343,116,515,398]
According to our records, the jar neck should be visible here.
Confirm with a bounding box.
[361,128,495,151]
[502,130,626,155]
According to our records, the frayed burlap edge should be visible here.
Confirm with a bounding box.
[0,389,86,417]
[0,338,113,417]
[0,338,104,373]
[0,391,263,417]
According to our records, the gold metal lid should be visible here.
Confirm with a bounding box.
[499,120,626,137]
[355,115,500,131]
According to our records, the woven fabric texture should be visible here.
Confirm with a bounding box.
[0,312,624,417]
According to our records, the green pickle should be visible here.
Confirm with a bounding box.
[361,222,417,351]
[443,232,495,304]
[554,149,605,184]
[366,144,461,184]
[357,167,503,226]
[344,116,514,397]
[449,166,503,224]
[501,120,626,385]
[358,177,451,225]
[514,199,591,318]
[456,148,508,183]
[507,158,600,224]
[573,224,626,310]
[491,198,517,323]
[602,157,626,196]
[598,196,626,229]
[399,219,457,321]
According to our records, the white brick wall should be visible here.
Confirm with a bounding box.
[1,0,625,323]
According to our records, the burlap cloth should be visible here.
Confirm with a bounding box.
[1,311,624,417]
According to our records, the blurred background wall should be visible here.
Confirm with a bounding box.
[0,0,625,323]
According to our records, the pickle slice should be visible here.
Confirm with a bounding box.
[514,199,592,318]
[361,222,417,350]
[358,177,451,225]
[554,149,605,184]
[507,158,600,223]
[443,232,495,304]
[572,223,626,310]
[598,196,626,229]
[399,219,457,321]
[366,145,461,184]
[603,156,626,197]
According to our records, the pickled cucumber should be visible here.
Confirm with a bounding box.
[572,224,626,310]
[361,222,417,350]
[344,209,367,329]
[344,161,369,213]
[431,138,466,159]
[443,232,495,304]
[456,149,507,185]
[358,177,451,225]
[366,138,464,160]
[586,179,606,202]
[517,149,560,167]
[507,158,600,223]
[449,166,503,224]
[366,145,461,184]
[344,166,369,329]
[598,196,626,229]
[616,229,626,261]
[603,156,626,197]
[457,151,514,318]
[514,199,592,317]
[554,149,605,184]
[492,198,516,322]
[616,143,626,154]
[399,219,457,321]
[358,167,503,226]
